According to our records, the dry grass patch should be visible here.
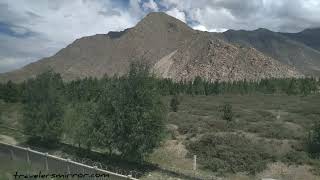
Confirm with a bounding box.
[257,162,320,180]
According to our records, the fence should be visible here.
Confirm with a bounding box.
[0,142,139,180]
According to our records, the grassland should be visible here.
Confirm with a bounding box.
[144,94,320,179]
[1,94,320,179]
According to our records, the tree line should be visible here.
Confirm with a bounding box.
[1,75,319,104]
[156,76,319,96]
[1,66,320,161]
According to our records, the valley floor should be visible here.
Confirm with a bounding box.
[1,94,320,179]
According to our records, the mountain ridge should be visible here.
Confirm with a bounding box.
[0,12,313,83]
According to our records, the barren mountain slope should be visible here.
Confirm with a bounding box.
[154,35,303,82]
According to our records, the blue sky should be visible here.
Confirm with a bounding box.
[0,0,319,73]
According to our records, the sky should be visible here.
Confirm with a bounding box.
[0,0,319,73]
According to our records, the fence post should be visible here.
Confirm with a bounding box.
[67,158,71,174]
[129,171,133,179]
[93,166,98,180]
[26,148,30,164]
[193,154,197,178]
[44,153,49,171]
[10,149,14,160]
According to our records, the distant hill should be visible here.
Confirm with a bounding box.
[0,12,304,83]
[282,28,320,51]
[222,28,320,76]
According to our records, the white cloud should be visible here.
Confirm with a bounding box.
[142,0,159,11]
[0,0,144,73]
[192,25,208,31]
[165,8,186,22]
[209,28,228,32]
[192,25,228,32]
[159,0,320,32]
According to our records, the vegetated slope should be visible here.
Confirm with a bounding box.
[222,28,320,76]
[0,12,303,83]
[154,35,302,82]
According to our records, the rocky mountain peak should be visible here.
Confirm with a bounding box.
[134,12,193,35]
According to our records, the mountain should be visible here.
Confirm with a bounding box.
[281,28,320,51]
[0,12,303,83]
[222,28,320,76]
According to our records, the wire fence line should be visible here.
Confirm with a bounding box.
[0,125,216,180]
[0,142,139,180]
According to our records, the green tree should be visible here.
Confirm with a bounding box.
[94,79,118,155]
[97,62,167,161]
[22,71,64,145]
[193,76,206,95]
[286,79,300,95]
[1,81,19,102]
[307,120,320,157]
[63,102,97,150]
[170,95,179,112]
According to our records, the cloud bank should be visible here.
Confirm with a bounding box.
[0,0,319,72]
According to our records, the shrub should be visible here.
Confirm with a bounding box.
[187,133,272,174]
[170,95,180,112]
[307,120,320,157]
[282,150,310,165]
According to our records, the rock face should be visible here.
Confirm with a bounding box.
[0,12,304,83]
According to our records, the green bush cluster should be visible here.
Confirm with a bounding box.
[307,120,320,157]
[170,95,180,112]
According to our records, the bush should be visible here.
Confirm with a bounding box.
[170,95,179,112]
[282,150,310,165]
[187,133,272,174]
[307,120,320,157]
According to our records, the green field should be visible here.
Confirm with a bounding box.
[1,94,320,179]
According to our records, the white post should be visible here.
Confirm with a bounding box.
[26,148,30,164]
[193,155,197,171]
[10,149,14,160]
[44,153,49,171]
[93,166,98,180]
[67,159,71,174]
[276,109,280,120]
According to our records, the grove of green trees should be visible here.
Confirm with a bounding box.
[3,64,167,162]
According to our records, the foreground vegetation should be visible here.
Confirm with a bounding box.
[1,64,320,179]
[167,95,320,176]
